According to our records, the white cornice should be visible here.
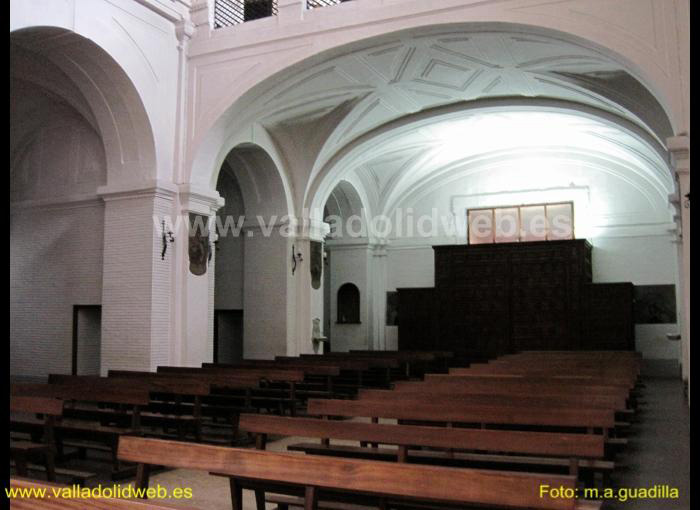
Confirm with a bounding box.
[97,180,179,202]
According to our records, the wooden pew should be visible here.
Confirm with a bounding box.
[156,366,304,415]
[307,398,615,436]
[11,381,149,478]
[300,354,399,388]
[10,396,62,481]
[276,356,371,393]
[421,374,630,398]
[7,477,199,509]
[237,413,611,480]
[202,361,341,398]
[50,374,208,441]
[451,365,636,388]
[359,388,629,413]
[118,436,597,510]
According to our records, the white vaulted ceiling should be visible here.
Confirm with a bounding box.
[213,25,674,227]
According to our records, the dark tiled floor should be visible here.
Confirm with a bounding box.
[605,378,690,510]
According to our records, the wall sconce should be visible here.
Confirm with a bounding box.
[161,220,175,260]
[291,244,303,275]
[684,192,690,209]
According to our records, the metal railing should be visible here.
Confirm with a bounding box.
[214,0,354,28]
[307,0,353,9]
[214,0,279,28]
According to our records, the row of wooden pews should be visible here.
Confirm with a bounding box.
[122,350,630,509]
[10,350,637,509]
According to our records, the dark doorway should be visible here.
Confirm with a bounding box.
[214,309,244,363]
[72,305,102,375]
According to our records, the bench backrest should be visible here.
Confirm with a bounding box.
[107,372,211,396]
[300,354,399,369]
[359,388,626,411]
[203,362,340,377]
[275,356,370,371]
[238,414,604,458]
[450,370,635,390]
[157,366,305,382]
[118,436,577,510]
[14,380,150,406]
[307,398,615,429]
[10,395,64,416]
[421,374,629,396]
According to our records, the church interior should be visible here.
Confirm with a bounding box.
[9,0,689,509]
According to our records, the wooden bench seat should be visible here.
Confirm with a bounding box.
[11,381,149,478]
[237,414,611,480]
[118,436,593,510]
[307,399,616,433]
[360,388,629,413]
[10,395,63,482]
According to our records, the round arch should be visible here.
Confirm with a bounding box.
[188,19,681,195]
[10,26,157,185]
[305,98,674,216]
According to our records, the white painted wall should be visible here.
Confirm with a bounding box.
[328,243,372,352]
[10,90,106,377]
[243,229,289,359]
[11,205,105,377]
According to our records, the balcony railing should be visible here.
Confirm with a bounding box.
[214,0,353,28]
[307,0,353,9]
[214,0,279,28]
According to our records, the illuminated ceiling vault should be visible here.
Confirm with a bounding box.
[214,26,675,234]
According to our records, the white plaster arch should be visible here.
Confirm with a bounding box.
[211,125,295,218]
[306,99,673,217]
[10,26,158,186]
[222,144,295,223]
[188,9,685,191]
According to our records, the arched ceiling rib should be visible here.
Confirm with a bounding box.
[204,25,674,228]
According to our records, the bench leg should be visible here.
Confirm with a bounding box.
[13,452,28,477]
[135,463,151,496]
[111,438,121,472]
[304,486,318,510]
[254,490,266,510]
[45,450,56,482]
[229,478,243,510]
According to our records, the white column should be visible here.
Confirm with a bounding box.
[288,217,330,356]
[370,241,389,350]
[98,181,177,374]
[172,184,224,366]
[668,135,690,403]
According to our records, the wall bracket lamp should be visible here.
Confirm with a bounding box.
[161,220,175,260]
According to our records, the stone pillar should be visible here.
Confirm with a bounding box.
[172,184,224,366]
[370,241,389,350]
[668,135,690,403]
[288,217,330,356]
[98,180,177,374]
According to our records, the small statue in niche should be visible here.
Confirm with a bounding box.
[312,317,327,353]
[188,213,210,276]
